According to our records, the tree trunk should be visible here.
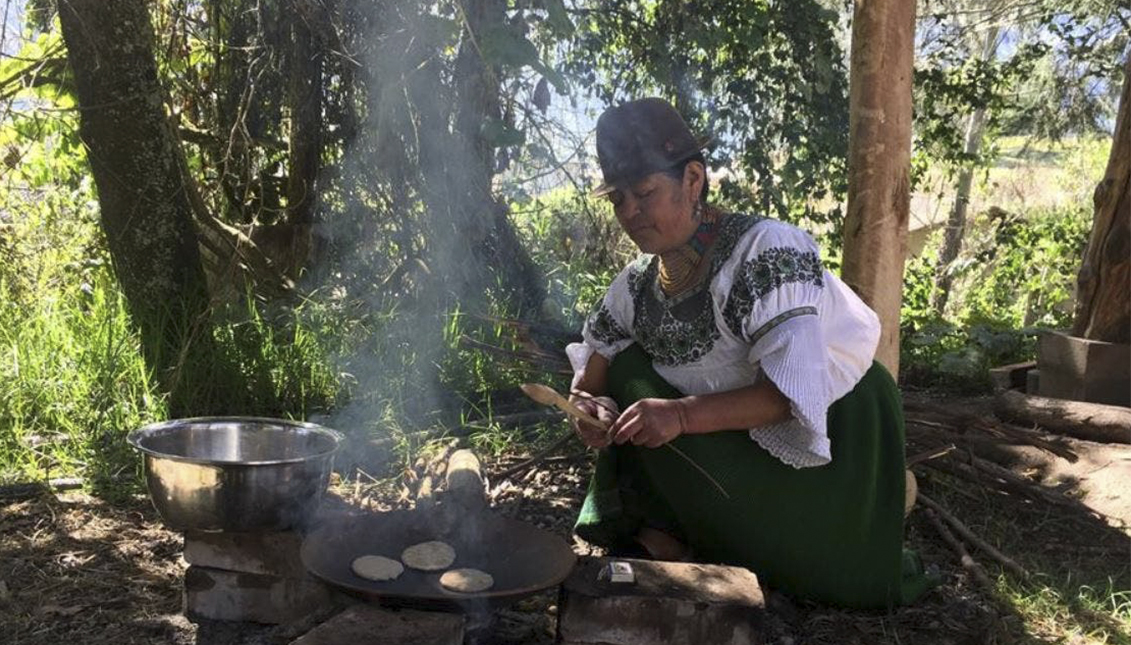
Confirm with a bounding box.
[283,0,324,277]
[208,0,256,225]
[441,0,544,314]
[1072,55,1130,344]
[841,0,917,376]
[932,26,999,314]
[58,0,213,412]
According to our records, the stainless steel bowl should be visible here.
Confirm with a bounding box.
[128,417,342,532]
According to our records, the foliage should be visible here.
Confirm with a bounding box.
[0,81,343,495]
[912,0,1129,186]
[509,185,633,322]
[563,0,850,235]
[900,204,1091,391]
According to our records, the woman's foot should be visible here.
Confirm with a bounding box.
[633,526,690,561]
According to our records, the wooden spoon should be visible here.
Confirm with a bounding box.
[521,384,730,499]
[520,383,608,431]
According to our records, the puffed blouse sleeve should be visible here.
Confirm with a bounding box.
[717,221,877,468]
[566,264,637,387]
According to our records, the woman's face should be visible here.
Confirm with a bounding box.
[607,162,704,254]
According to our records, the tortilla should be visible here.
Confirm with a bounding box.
[351,555,404,581]
[400,540,456,571]
[440,568,494,593]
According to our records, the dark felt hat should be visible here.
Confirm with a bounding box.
[593,97,711,196]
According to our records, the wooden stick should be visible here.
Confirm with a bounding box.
[918,493,1029,578]
[492,431,576,481]
[967,453,1080,510]
[924,508,996,592]
[906,443,957,467]
[0,477,83,501]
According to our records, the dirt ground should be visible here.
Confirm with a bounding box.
[2,411,1129,645]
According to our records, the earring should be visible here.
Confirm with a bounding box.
[692,200,703,223]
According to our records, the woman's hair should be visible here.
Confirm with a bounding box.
[662,152,710,203]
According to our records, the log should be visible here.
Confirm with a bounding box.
[995,389,1131,444]
[445,449,486,510]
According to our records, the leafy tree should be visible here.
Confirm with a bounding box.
[562,0,850,235]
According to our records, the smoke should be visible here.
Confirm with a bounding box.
[304,1,517,459]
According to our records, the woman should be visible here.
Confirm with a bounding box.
[567,98,934,608]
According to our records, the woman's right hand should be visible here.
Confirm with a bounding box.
[569,394,619,448]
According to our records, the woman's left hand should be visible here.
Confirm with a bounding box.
[610,398,687,448]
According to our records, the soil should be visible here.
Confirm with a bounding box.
[1,404,1128,645]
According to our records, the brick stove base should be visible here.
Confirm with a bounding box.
[289,605,465,645]
[183,530,335,624]
[181,532,766,643]
[557,557,766,645]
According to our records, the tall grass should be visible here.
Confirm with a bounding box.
[0,260,348,498]
[0,268,163,494]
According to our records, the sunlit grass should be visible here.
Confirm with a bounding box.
[999,577,1131,644]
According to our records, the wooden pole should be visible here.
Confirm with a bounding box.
[841,0,918,375]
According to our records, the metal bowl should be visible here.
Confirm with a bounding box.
[128,417,342,532]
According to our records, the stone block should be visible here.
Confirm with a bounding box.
[289,605,465,645]
[1038,331,1130,406]
[184,565,332,624]
[557,557,765,645]
[184,530,306,578]
[989,361,1036,392]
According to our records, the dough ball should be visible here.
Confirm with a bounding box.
[440,568,494,593]
[351,555,404,581]
[400,540,456,571]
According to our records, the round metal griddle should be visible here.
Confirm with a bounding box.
[301,507,576,611]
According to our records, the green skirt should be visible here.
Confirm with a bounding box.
[575,344,935,609]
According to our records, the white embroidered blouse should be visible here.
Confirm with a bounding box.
[565,214,881,469]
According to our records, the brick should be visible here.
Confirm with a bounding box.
[184,531,307,578]
[289,605,465,645]
[1038,331,1130,406]
[989,361,1036,392]
[184,565,332,624]
[557,557,765,645]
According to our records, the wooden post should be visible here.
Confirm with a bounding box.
[841,0,917,376]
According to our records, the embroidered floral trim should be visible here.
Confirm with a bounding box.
[724,247,824,339]
[620,215,764,366]
[586,303,631,347]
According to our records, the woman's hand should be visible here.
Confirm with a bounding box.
[610,398,687,448]
[569,393,619,448]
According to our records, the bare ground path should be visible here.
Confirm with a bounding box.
[1,397,1128,644]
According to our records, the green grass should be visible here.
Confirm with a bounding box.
[915,476,1131,644]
